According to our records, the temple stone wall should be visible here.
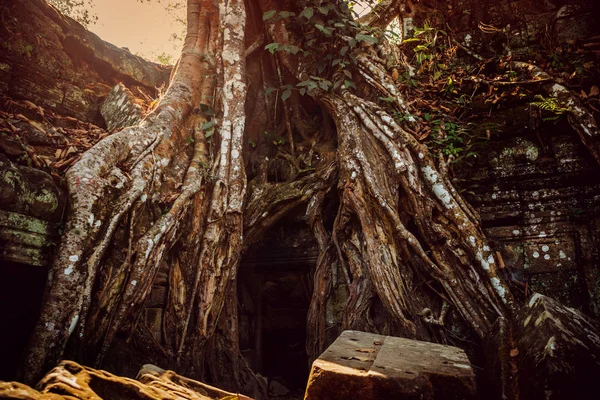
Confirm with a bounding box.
[455,119,600,317]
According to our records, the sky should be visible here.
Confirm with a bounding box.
[88,0,184,62]
[84,0,373,63]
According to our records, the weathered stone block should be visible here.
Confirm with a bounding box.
[515,293,600,400]
[304,330,476,400]
[0,154,64,266]
[101,83,144,132]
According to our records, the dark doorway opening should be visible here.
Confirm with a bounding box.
[0,261,47,380]
[238,219,317,394]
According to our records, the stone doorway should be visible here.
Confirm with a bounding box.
[238,219,317,394]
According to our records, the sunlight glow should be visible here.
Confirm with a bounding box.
[87,0,184,63]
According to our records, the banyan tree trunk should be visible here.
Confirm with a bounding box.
[23,0,255,387]
[23,0,599,396]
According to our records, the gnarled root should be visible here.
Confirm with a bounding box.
[23,0,249,386]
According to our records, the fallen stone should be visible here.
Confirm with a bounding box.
[101,83,144,132]
[515,293,600,400]
[304,330,476,400]
[0,360,253,400]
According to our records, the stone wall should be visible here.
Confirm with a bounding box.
[455,118,600,317]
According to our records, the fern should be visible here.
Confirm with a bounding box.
[530,95,570,120]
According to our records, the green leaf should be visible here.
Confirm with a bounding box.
[299,7,314,19]
[265,42,279,54]
[264,87,276,96]
[355,34,378,44]
[204,128,214,138]
[379,97,395,102]
[344,80,356,89]
[315,24,333,37]
[281,88,292,102]
[24,44,33,57]
[297,79,317,89]
[281,44,301,55]
[318,80,331,91]
[343,70,352,79]
[279,11,295,19]
[299,88,306,96]
[318,6,330,15]
[201,120,214,131]
[263,10,276,21]
[433,71,442,80]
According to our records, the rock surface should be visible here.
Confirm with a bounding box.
[0,0,169,125]
[0,360,253,400]
[455,110,600,318]
[0,153,65,266]
[304,330,476,400]
[515,293,600,400]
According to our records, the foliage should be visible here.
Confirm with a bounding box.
[155,52,174,65]
[530,95,570,121]
[48,0,98,27]
[263,131,286,146]
[430,121,474,158]
[262,0,382,100]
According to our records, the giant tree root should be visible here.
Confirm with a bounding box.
[253,0,516,362]
[24,0,600,394]
[23,0,250,386]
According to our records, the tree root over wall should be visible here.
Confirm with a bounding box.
[21,0,600,397]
